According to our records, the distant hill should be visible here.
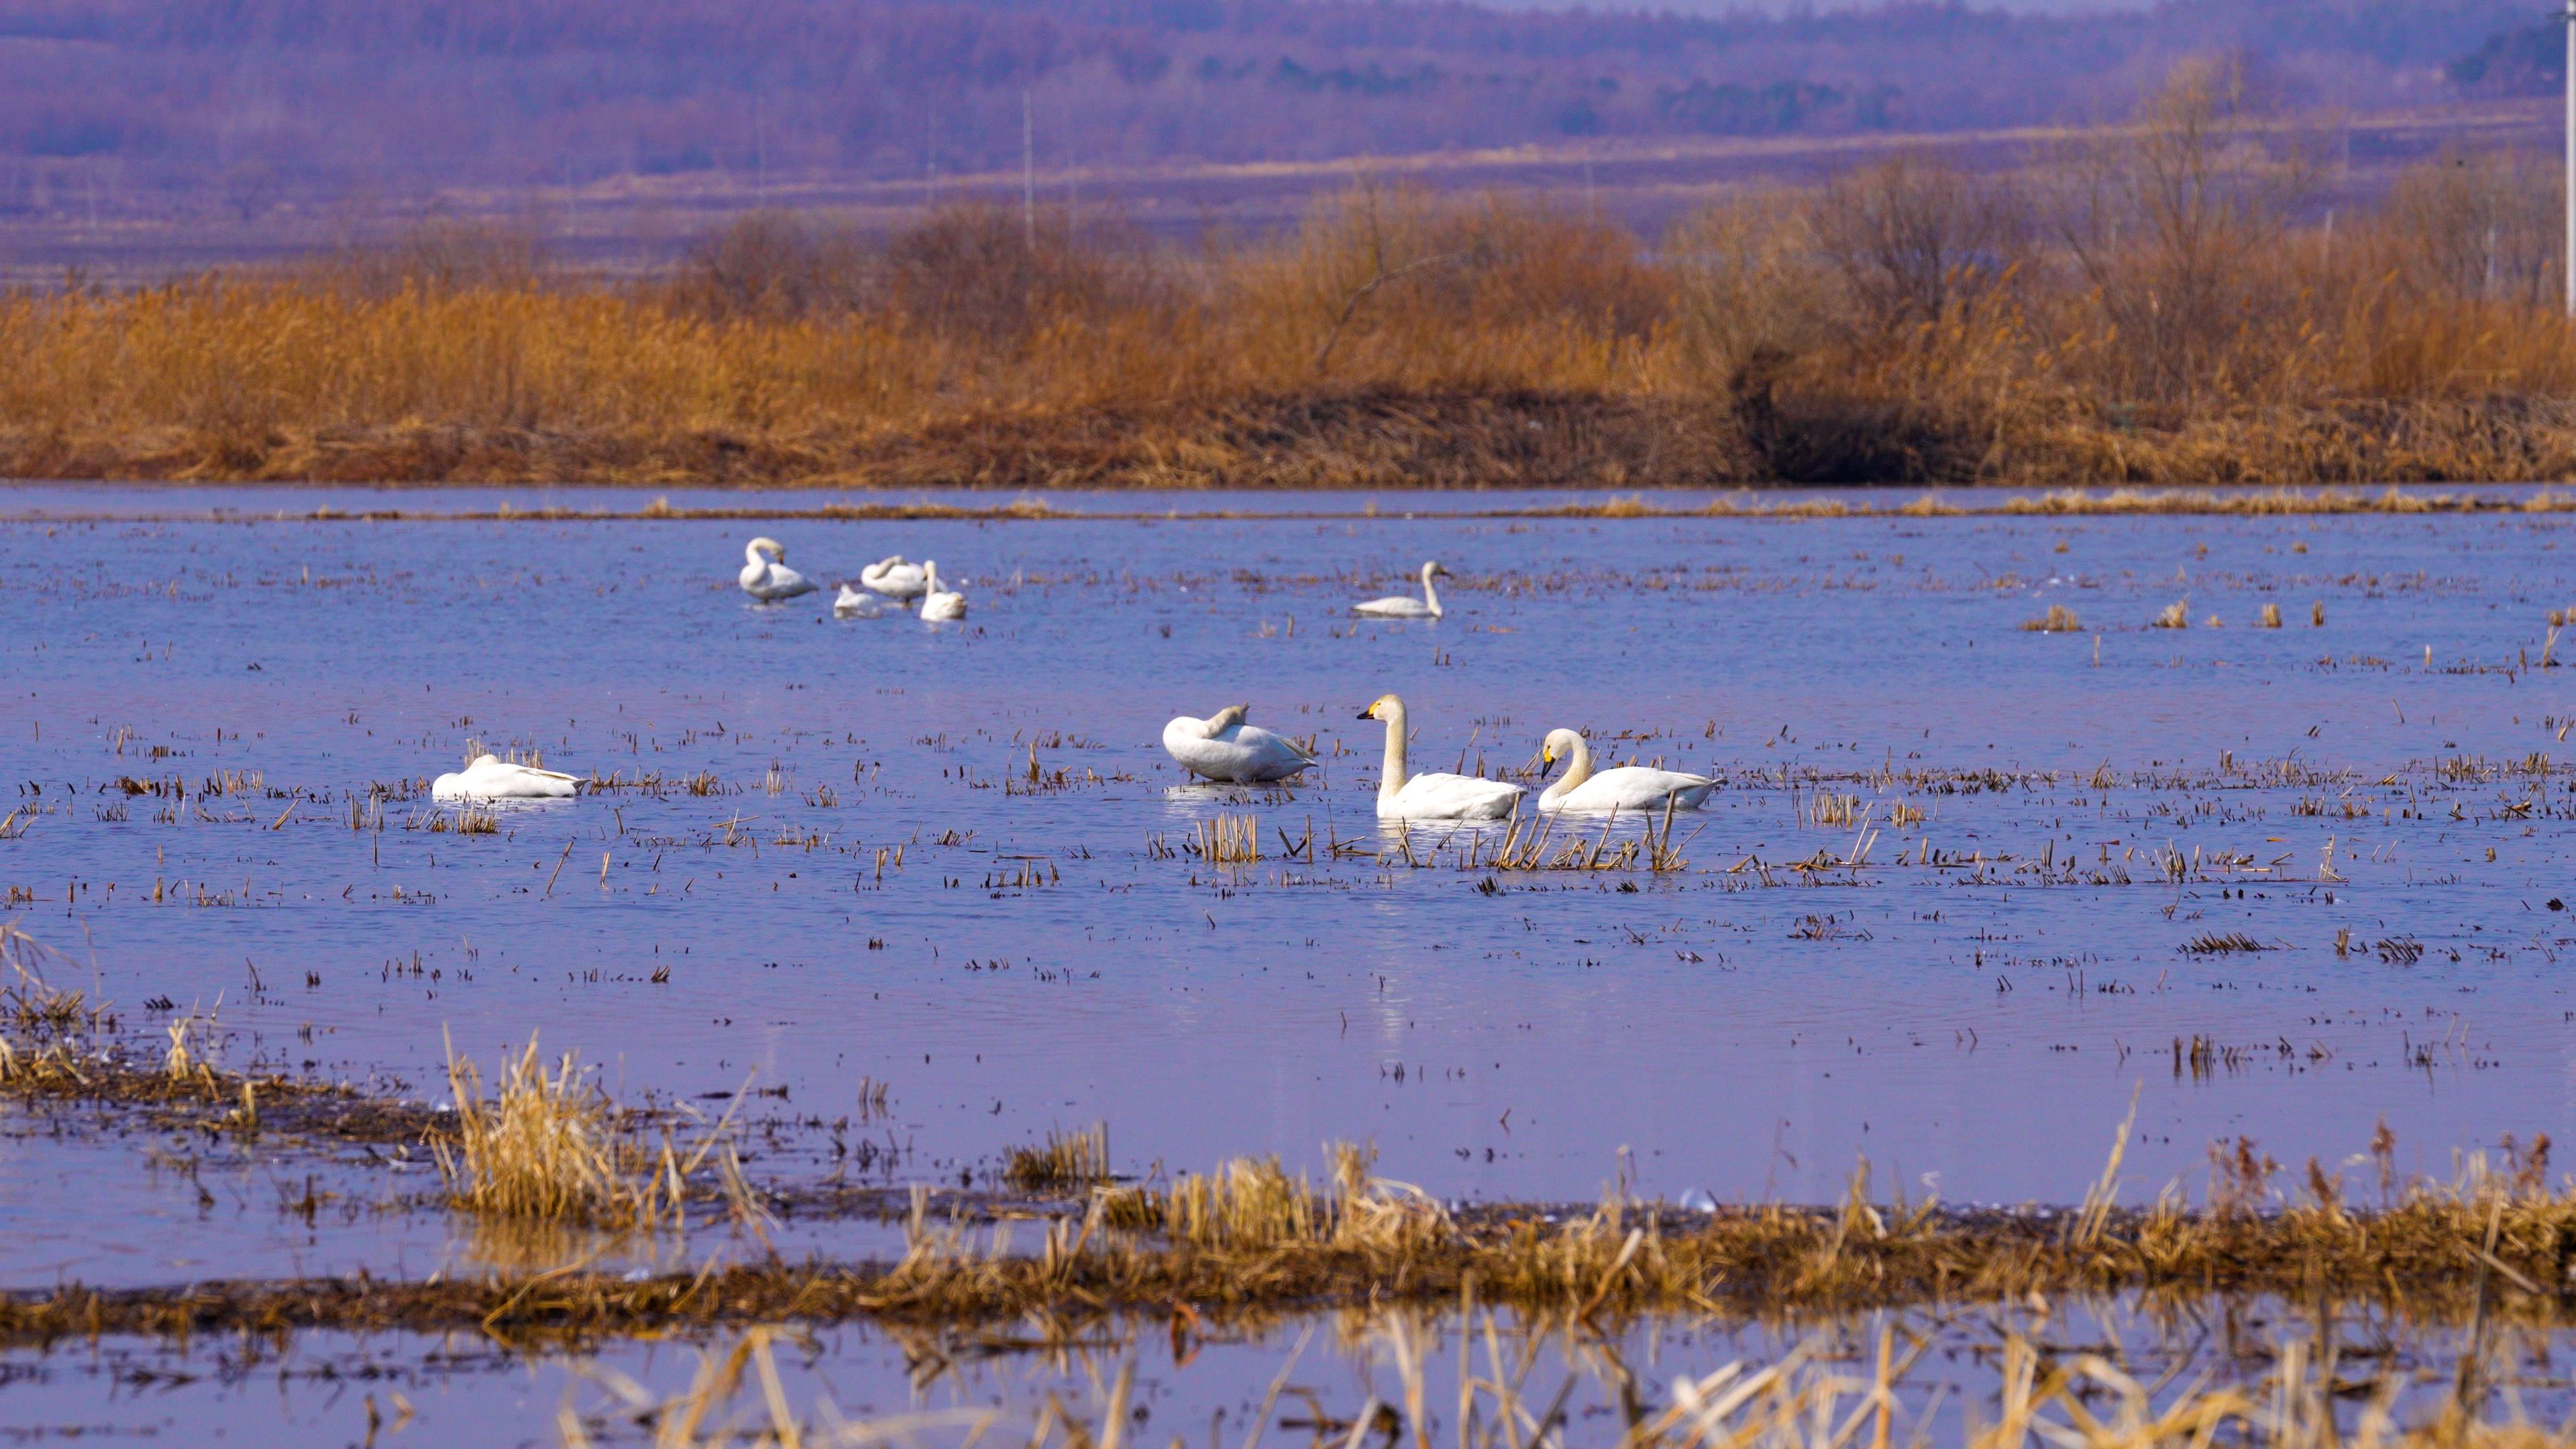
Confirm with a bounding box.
[0,0,2538,225]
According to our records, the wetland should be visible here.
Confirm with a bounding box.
[4,482,2575,1444]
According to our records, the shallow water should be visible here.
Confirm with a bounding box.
[0,1298,2537,1448]
[3,484,2575,1288]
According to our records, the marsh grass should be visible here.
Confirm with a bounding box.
[20,79,2576,490]
[2021,604,2082,633]
[436,1032,702,1230]
[1005,1124,1112,1192]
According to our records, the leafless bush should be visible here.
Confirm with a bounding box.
[2047,56,2320,402]
[672,211,876,320]
[2369,147,2562,307]
[1812,154,2033,333]
[885,204,1159,347]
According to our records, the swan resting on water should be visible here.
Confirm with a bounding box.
[1358,693,1523,820]
[833,584,890,618]
[1163,704,1318,783]
[1534,729,1715,814]
[739,537,818,601]
[433,755,579,800]
[918,560,968,621]
[859,556,930,599]
[1353,561,1448,619]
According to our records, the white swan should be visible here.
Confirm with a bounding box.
[1359,694,1522,820]
[918,560,967,621]
[1163,704,1318,784]
[433,754,579,800]
[859,555,929,599]
[738,537,817,601]
[1353,561,1448,619]
[833,584,890,618]
[1535,729,1715,814]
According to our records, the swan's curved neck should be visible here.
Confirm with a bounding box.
[1377,704,1410,801]
[1420,566,1442,616]
[1560,735,1594,790]
[746,541,769,566]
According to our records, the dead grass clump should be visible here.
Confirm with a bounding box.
[2259,602,2283,627]
[1188,814,1261,864]
[0,920,103,1038]
[2182,930,2269,955]
[1004,1124,1111,1192]
[2151,600,2190,629]
[2021,604,2082,633]
[435,1032,678,1228]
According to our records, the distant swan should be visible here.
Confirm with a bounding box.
[1359,694,1521,820]
[1354,561,1448,619]
[918,560,967,621]
[1164,704,1318,783]
[1535,729,1715,814]
[833,584,890,618]
[859,555,929,599]
[433,754,579,800]
[739,537,817,601]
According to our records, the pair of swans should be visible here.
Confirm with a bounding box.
[836,559,967,621]
[433,754,579,800]
[1354,561,1449,619]
[1163,705,1318,783]
[1357,695,1715,820]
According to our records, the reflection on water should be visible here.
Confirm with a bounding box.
[3,486,2575,1287]
[0,1297,2559,1447]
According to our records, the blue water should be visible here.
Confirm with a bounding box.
[1,484,2572,1291]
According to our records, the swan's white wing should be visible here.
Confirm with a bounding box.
[1556,767,1715,812]
[1385,772,1521,819]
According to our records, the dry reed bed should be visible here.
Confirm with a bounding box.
[20,484,2576,524]
[16,68,2576,490]
[4,1139,2574,1344]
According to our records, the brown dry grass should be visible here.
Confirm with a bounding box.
[12,72,2576,490]
[5,1132,2576,1346]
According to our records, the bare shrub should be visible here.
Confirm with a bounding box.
[1812,154,2033,333]
[672,211,875,321]
[2368,148,2561,307]
[2047,56,2320,403]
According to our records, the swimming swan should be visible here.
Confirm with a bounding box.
[833,584,890,618]
[918,560,967,621]
[1163,704,1318,784]
[433,754,579,800]
[1353,561,1448,619]
[1359,694,1523,820]
[859,555,929,599]
[739,537,817,601]
[1535,729,1715,814]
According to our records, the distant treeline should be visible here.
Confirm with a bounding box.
[5,62,2575,491]
[0,0,2542,217]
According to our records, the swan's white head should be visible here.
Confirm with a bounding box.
[747,537,786,564]
[1357,693,1404,722]
[922,559,940,588]
[1208,703,1250,731]
[1537,729,1585,779]
[1421,560,1450,580]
